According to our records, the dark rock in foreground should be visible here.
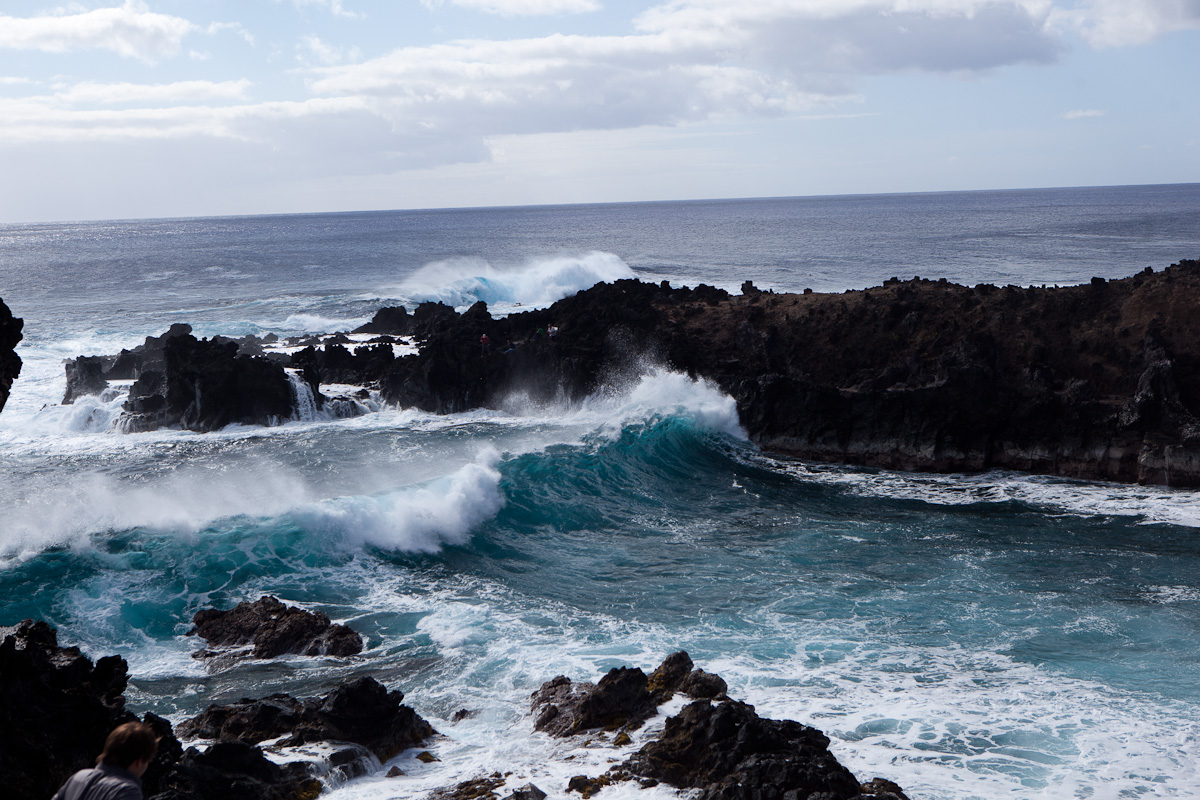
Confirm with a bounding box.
[622,699,865,800]
[178,676,435,764]
[0,618,434,800]
[0,620,130,800]
[0,297,22,415]
[540,652,908,800]
[190,595,363,659]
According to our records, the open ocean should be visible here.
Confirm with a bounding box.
[3,184,1200,799]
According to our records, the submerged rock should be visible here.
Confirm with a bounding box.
[0,298,22,415]
[190,595,363,660]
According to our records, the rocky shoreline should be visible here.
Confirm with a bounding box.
[1,611,907,800]
[42,259,1200,487]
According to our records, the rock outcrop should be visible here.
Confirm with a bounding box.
[374,260,1200,486]
[0,297,22,415]
[54,259,1200,485]
[178,676,435,764]
[190,595,363,659]
[0,618,436,800]
[0,620,131,800]
[538,652,908,800]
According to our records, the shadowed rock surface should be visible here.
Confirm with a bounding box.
[541,653,908,800]
[190,595,363,659]
[53,258,1200,484]
[177,676,435,763]
[531,667,658,736]
[376,260,1200,486]
[0,620,131,800]
[0,297,22,415]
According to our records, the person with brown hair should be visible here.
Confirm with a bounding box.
[51,721,158,800]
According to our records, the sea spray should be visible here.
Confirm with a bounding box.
[387,251,635,311]
[288,448,505,552]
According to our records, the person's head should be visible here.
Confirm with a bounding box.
[97,722,158,775]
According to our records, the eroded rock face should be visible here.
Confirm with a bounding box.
[377,261,1200,486]
[0,298,22,415]
[190,595,363,660]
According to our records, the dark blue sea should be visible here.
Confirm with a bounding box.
[2,184,1200,799]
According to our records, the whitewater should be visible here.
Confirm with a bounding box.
[3,186,1200,800]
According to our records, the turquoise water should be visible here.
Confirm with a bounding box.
[3,187,1200,799]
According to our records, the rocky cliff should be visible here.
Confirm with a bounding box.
[58,259,1200,486]
[375,259,1200,487]
[0,297,22,415]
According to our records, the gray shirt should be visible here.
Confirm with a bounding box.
[51,764,143,800]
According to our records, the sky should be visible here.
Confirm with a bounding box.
[0,0,1198,222]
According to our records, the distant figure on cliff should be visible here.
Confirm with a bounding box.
[52,722,158,800]
[480,333,491,354]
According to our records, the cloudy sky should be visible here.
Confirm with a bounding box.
[1,0,1198,222]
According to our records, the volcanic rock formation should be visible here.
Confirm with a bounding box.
[58,259,1200,485]
[190,595,363,660]
[0,297,22,415]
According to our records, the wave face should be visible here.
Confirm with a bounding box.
[3,191,1200,800]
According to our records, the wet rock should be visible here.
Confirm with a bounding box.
[0,620,131,800]
[428,772,506,800]
[190,595,363,660]
[0,298,22,415]
[622,699,863,800]
[354,305,412,335]
[531,666,656,736]
[179,677,435,764]
[63,355,109,404]
[647,650,727,702]
[150,741,320,800]
[503,783,547,800]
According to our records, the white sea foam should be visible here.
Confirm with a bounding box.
[382,251,634,312]
[770,460,1200,528]
[288,448,505,552]
[0,463,315,563]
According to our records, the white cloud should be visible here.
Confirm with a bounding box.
[291,0,364,19]
[55,80,253,105]
[423,0,602,15]
[296,35,361,66]
[0,1,196,63]
[1055,0,1200,47]
[1062,108,1104,119]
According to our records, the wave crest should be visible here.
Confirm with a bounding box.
[389,252,634,311]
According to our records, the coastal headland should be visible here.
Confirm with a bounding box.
[46,258,1200,487]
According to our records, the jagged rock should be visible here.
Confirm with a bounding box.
[354,306,412,335]
[531,666,657,736]
[0,620,131,800]
[647,651,727,702]
[0,298,22,415]
[178,676,435,763]
[428,772,506,800]
[503,783,547,800]
[190,595,363,660]
[63,355,109,404]
[621,699,863,800]
[150,741,320,800]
